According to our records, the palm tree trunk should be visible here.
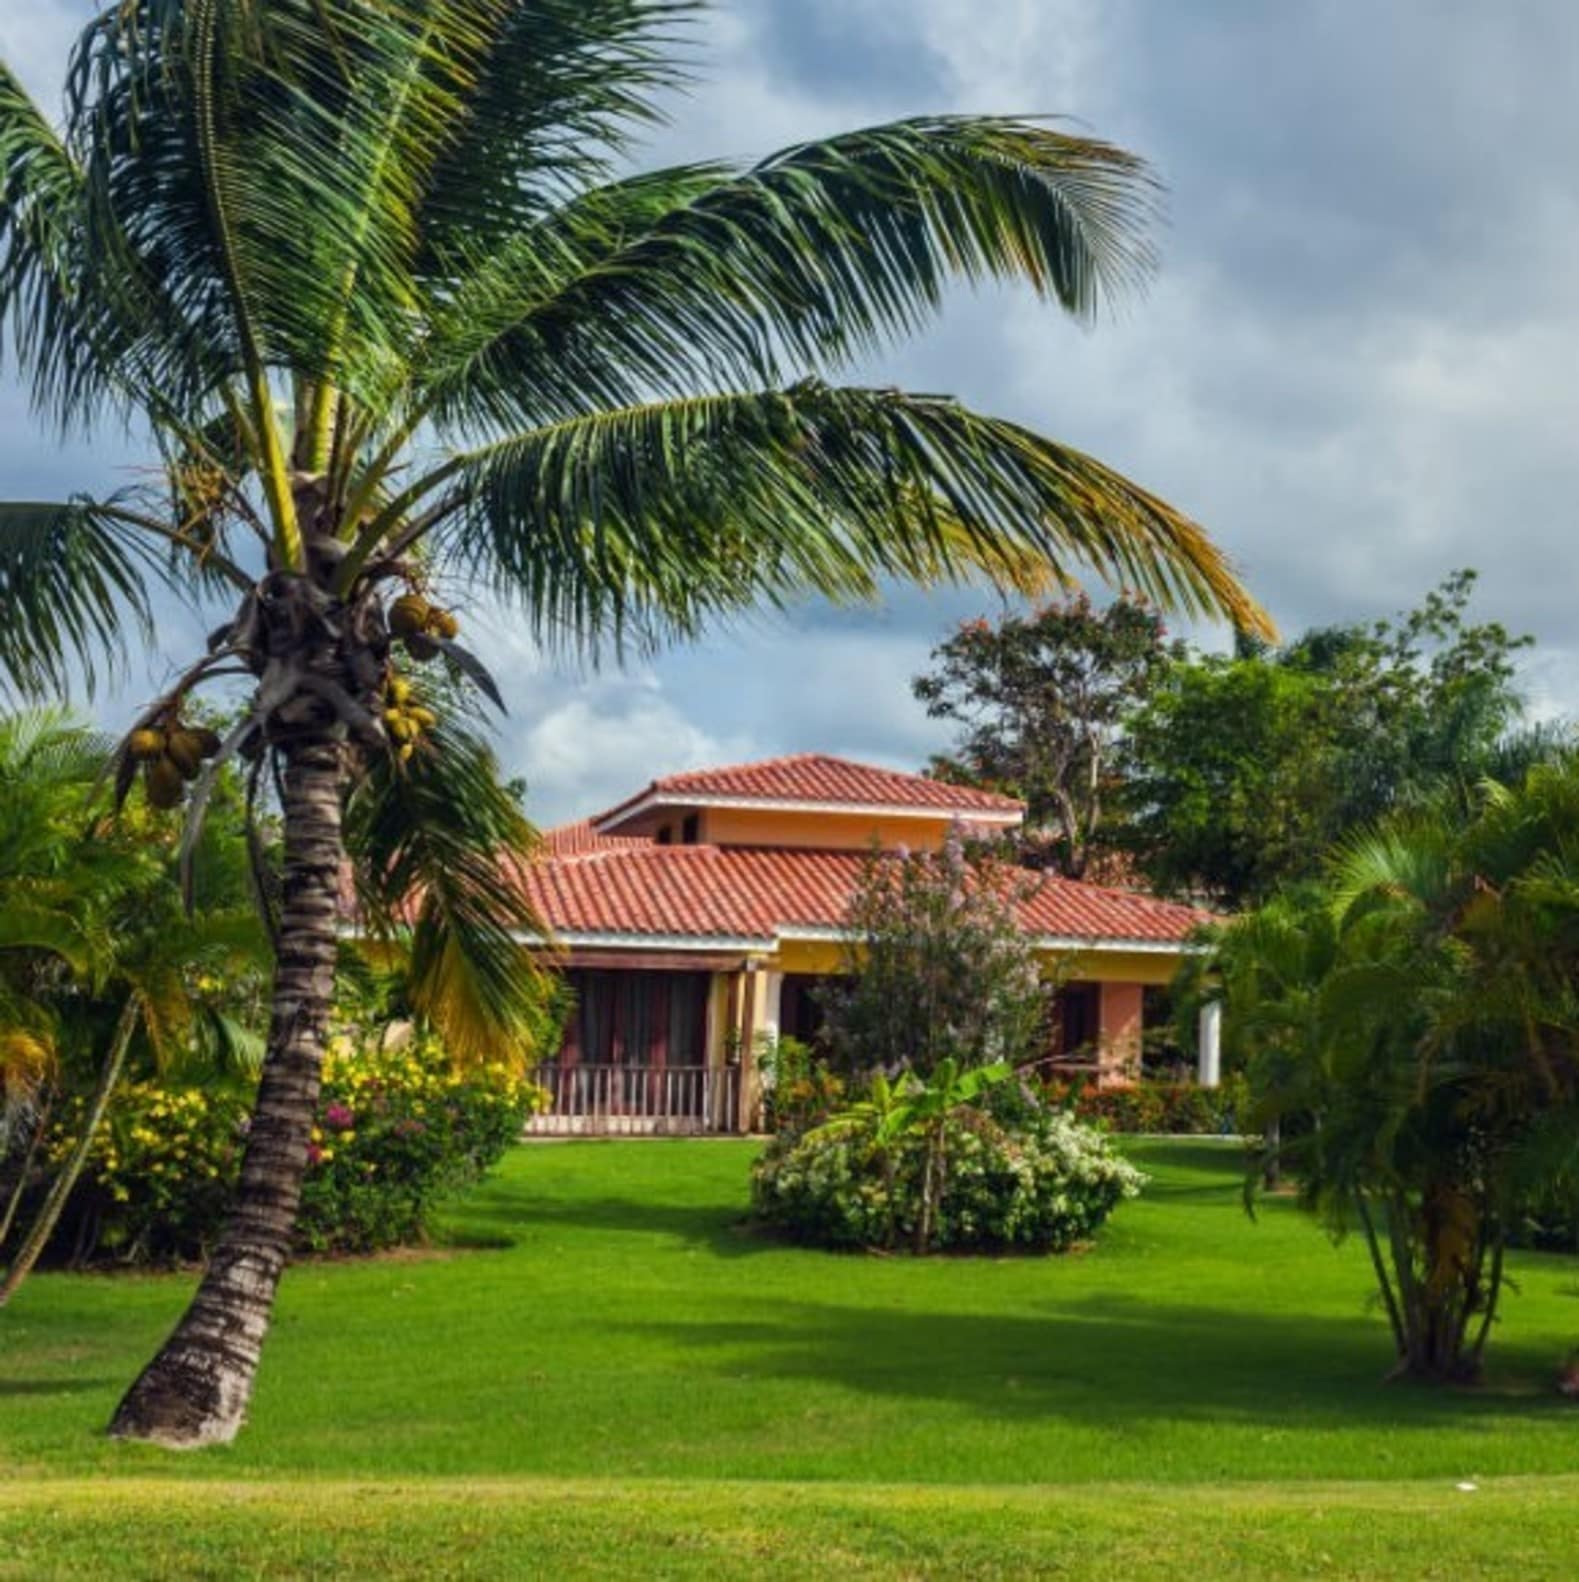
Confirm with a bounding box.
[0,1093,54,1254]
[107,737,343,1448]
[0,996,139,1308]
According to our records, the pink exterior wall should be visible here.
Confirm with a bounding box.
[1097,981,1144,1086]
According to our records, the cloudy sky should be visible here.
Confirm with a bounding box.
[5,1,1579,823]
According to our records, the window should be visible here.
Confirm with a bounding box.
[681,813,700,845]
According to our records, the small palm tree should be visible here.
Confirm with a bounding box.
[0,710,268,1304]
[0,2,1267,1445]
[1210,763,1579,1381]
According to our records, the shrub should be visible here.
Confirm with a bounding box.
[45,1032,545,1263]
[759,1035,845,1134]
[294,1033,547,1253]
[1041,1074,1251,1135]
[751,1103,1144,1254]
[46,1082,248,1263]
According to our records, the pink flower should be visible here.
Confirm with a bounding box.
[306,1143,324,1166]
[324,1103,355,1130]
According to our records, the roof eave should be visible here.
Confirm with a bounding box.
[595,790,1023,836]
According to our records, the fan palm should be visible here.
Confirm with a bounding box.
[0,1,1267,1446]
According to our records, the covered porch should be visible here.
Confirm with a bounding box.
[527,951,760,1136]
[528,944,1222,1137]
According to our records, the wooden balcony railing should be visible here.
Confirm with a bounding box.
[526,1063,742,1136]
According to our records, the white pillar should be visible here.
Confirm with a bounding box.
[760,970,784,1046]
[1197,1001,1223,1089]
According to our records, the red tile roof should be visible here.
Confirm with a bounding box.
[521,842,1211,948]
[596,752,1022,831]
[540,818,651,858]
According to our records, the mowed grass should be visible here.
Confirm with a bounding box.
[3,1138,1577,1576]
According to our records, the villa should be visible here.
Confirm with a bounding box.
[520,754,1222,1135]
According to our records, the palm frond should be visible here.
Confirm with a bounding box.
[436,381,1269,652]
[0,499,162,700]
[346,711,555,1062]
[417,116,1164,434]
[0,63,87,414]
[418,0,699,261]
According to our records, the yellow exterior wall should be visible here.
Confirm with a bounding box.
[695,806,962,851]
[766,937,1183,985]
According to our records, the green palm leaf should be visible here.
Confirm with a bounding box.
[418,116,1163,434]
[434,382,1266,649]
[347,710,556,1062]
[0,500,161,700]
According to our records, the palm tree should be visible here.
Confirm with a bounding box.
[0,2,1268,1446]
[1207,763,1579,1381]
[0,709,268,1304]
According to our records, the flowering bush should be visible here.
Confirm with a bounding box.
[759,1035,845,1134]
[1041,1074,1252,1135]
[751,1103,1144,1254]
[44,1031,545,1264]
[294,1032,547,1253]
[46,1082,248,1262]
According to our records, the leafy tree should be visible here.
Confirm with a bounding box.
[820,833,1048,1081]
[1124,571,1533,908]
[1201,761,1579,1381]
[914,595,1173,877]
[0,2,1262,1445]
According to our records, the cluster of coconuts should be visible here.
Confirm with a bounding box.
[128,720,223,809]
[382,672,437,763]
[387,593,458,661]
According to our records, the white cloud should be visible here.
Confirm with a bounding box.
[510,678,758,826]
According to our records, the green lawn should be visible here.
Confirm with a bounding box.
[3,1138,1577,1577]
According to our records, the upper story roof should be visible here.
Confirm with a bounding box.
[594,752,1023,836]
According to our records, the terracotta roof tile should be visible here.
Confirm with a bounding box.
[520,843,1211,947]
[596,753,1022,831]
[540,818,651,858]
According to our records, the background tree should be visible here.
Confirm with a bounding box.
[1123,571,1535,908]
[914,594,1172,878]
[0,2,1264,1446]
[820,833,1048,1082]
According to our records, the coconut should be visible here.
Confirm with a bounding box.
[403,631,440,662]
[192,726,223,757]
[389,594,430,639]
[145,757,186,809]
[165,729,206,778]
[431,608,459,640]
[128,727,166,760]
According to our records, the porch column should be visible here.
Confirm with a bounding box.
[759,969,784,1046]
[1097,981,1143,1086]
[1197,1000,1223,1089]
[736,965,760,1133]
